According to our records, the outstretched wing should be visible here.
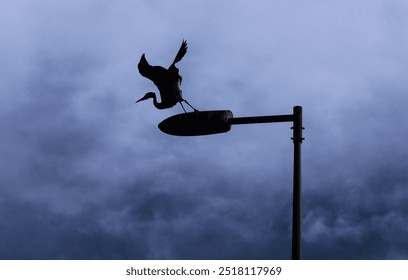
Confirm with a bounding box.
[171,40,188,66]
[138,54,167,81]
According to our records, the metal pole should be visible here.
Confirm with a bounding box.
[160,107,304,259]
[291,106,303,260]
[229,107,304,259]
[228,114,293,125]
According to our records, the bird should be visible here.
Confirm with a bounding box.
[136,40,197,113]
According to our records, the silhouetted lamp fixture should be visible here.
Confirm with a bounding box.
[159,107,304,260]
[136,39,303,259]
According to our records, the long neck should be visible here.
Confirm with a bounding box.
[151,94,166,109]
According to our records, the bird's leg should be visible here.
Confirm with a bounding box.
[183,99,199,112]
[179,101,187,113]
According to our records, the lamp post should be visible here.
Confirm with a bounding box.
[291,106,303,260]
[159,106,304,260]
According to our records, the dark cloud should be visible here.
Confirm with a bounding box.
[1,0,408,260]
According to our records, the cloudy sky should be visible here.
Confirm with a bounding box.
[1,0,408,260]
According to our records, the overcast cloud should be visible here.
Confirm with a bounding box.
[1,0,408,259]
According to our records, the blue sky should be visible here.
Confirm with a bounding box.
[1,0,408,259]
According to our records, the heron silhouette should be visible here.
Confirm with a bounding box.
[136,40,197,113]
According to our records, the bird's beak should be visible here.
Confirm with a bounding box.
[135,96,146,103]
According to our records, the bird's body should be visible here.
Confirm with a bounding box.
[136,40,197,112]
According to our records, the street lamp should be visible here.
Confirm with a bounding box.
[159,106,304,260]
